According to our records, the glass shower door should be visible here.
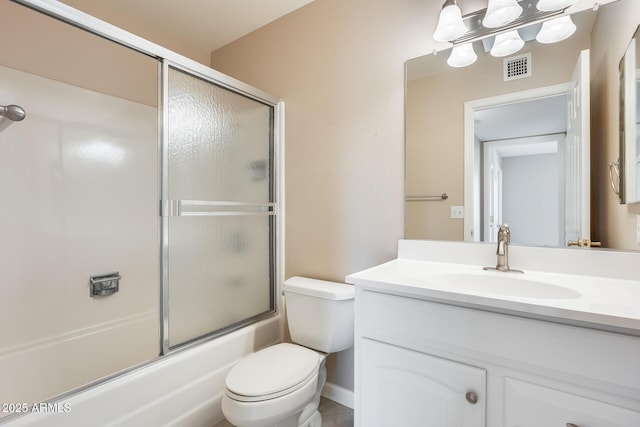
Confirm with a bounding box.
[163,64,276,349]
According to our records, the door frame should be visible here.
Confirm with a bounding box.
[463,83,569,242]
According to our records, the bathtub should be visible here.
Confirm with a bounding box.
[3,316,282,427]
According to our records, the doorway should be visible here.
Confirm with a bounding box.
[482,132,566,246]
[464,50,590,247]
[465,87,569,245]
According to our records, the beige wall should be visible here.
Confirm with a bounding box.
[0,1,157,106]
[406,30,590,241]
[60,0,211,65]
[211,0,442,290]
[210,0,640,393]
[211,0,444,391]
[591,0,640,249]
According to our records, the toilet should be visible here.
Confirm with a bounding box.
[221,276,355,427]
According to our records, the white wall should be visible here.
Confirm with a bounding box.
[0,64,159,414]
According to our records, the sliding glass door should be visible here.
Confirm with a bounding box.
[163,64,276,349]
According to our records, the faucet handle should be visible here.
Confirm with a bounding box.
[497,224,510,242]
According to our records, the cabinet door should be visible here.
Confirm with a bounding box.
[505,378,640,427]
[359,339,485,427]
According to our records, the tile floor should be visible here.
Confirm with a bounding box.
[213,397,353,427]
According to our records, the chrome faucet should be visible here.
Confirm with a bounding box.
[484,224,523,274]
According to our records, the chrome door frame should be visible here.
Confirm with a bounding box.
[160,60,281,353]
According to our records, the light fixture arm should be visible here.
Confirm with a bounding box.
[451,3,564,46]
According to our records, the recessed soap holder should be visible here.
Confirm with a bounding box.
[90,272,121,297]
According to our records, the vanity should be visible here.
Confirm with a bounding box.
[346,240,640,427]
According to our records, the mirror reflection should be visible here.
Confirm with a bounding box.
[405,2,621,248]
[620,25,640,204]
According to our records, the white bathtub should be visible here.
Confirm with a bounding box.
[3,316,282,427]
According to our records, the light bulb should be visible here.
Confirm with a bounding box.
[536,16,577,43]
[490,30,525,57]
[433,0,468,42]
[483,0,523,28]
[447,44,478,67]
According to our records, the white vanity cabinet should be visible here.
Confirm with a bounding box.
[359,338,485,426]
[504,378,640,427]
[353,288,640,427]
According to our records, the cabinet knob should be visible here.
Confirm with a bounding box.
[465,391,478,404]
[566,424,579,427]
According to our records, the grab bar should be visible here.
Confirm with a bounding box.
[405,193,448,201]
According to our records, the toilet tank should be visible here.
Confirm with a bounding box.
[283,276,354,353]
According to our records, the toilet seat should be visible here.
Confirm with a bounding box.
[225,343,322,402]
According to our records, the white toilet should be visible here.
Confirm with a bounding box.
[221,276,355,427]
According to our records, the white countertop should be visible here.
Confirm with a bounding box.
[347,242,640,334]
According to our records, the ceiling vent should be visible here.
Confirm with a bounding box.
[504,52,532,81]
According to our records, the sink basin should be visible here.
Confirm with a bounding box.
[432,273,581,299]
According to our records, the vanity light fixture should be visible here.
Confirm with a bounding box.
[482,0,523,28]
[536,0,578,12]
[433,0,468,42]
[447,43,478,67]
[535,15,577,43]
[490,30,525,56]
[434,1,580,68]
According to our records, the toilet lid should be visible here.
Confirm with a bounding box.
[226,343,321,400]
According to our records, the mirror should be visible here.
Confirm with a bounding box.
[405,1,629,248]
[620,25,640,204]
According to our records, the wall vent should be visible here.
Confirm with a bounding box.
[504,53,532,81]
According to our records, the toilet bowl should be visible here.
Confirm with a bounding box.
[222,343,326,427]
[221,277,354,427]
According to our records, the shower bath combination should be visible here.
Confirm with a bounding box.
[0,0,281,422]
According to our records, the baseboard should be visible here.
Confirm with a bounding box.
[321,382,354,409]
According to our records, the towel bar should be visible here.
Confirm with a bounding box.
[405,193,448,201]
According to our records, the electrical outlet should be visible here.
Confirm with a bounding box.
[451,206,464,219]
